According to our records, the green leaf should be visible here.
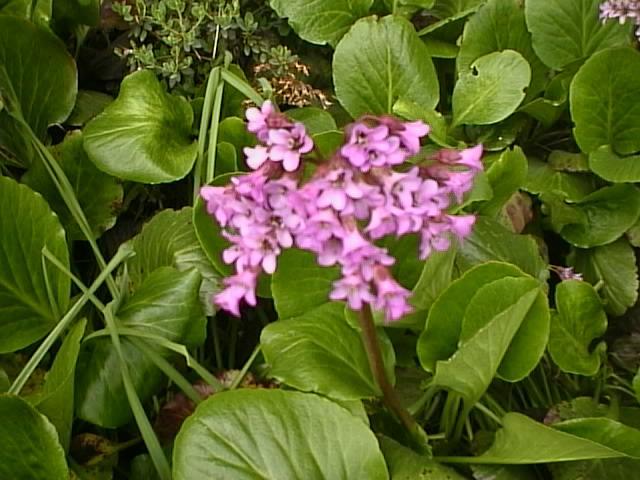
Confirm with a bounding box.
[218,116,256,163]
[173,389,389,479]
[0,16,77,165]
[418,262,526,372]
[270,0,373,46]
[457,0,548,99]
[0,176,70,353]
[0,395,68,480]
[472,465,537,480]
[544,184,640,248]
[589,145,640,183]
[570,47,640,155]
[286,107,338,135]
[524,158,596,201]
[76,267,204,427]
[34,318,86,451]
[431,0,486,18]
[456,216,549,283]
[261,302,395,399]
[53,0,100,26]
[83,70,197,183]
[272,248,340,319]
[550,458,640,480]
[380,436,466,479]
[0,0,51,25]
[432,278,540,403]
[22,131,123,240]
[65,90,113,127]
[479,146,527,217]
[569,239,639,317]
[525,0,632,70]
[393,98,450,147]
[452,50,531,126]
[444,413,640,464]
[411,247,457,311]
[333,15,439,118]
[126,208,220,315]
[548,280,607,376]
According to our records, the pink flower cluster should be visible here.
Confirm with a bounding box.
[600,1,640,36]
[201,101,483,321]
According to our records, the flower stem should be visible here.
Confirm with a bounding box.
[357,304,430,453]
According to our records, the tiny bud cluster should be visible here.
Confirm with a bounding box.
[201,101,483,321]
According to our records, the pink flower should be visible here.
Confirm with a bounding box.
[214,270,259,316]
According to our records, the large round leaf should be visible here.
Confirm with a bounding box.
[418,262,526,372]
[432,278,541,404]
[126,208,220,314]
[569,239,638,317]
[452,50,531,126]
[83,70,198,183]
[261,302,395,400]
[333,15,439,118]
[0,16,77,164]
[525,0,631,70]
[545,184,640,248]
[22,131,123,240]
[460,275,549,382]
[457,0,548,99]
[570,48,640,155]
[589,146,640,183]
[0,176,70,353]
[548,280,607,376]
[0,395,68,480]
[270,0,372,46]
[76,267,205,427]
[173,389,389,480]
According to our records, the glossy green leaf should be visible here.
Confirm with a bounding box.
[0,16,77,165]
[83,70,197,183]
[446,413,640,464]
[0,395,68,480]
[270,0,372,46]
[272,248,340,319]
[76,267,204,427]
[525,0,632,70]
[457,0,547,98]
[524,158,596,202]
[548,280,607,376]
[287,107,338,135]
[218,116,256,164]
[545,184,640,248]
[0,176,70,353]
[462,277,549,382]
[0,0,51,25]
[126,207,219,315]
[53,0,100,26]
[410,247,457,311]
[418,262,525,372]
[569,239,638,316]
[22,131,123,240]
[34,318,86,451]
[333,15,439,118]
[571,47,640,155]
[431,0,485,18]
[456,217,549,283]
[452,50,530,126]
[381,436,465,479]
[550,458,640,480]
[261,302,395,399]
[393,98,450,147]
[479,146,527,217]
[432,279,540,403]
[65,90,113,127]
[589,145,640,183]
[173,389,389,479]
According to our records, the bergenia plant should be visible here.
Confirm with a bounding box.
[200,101,483,322]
